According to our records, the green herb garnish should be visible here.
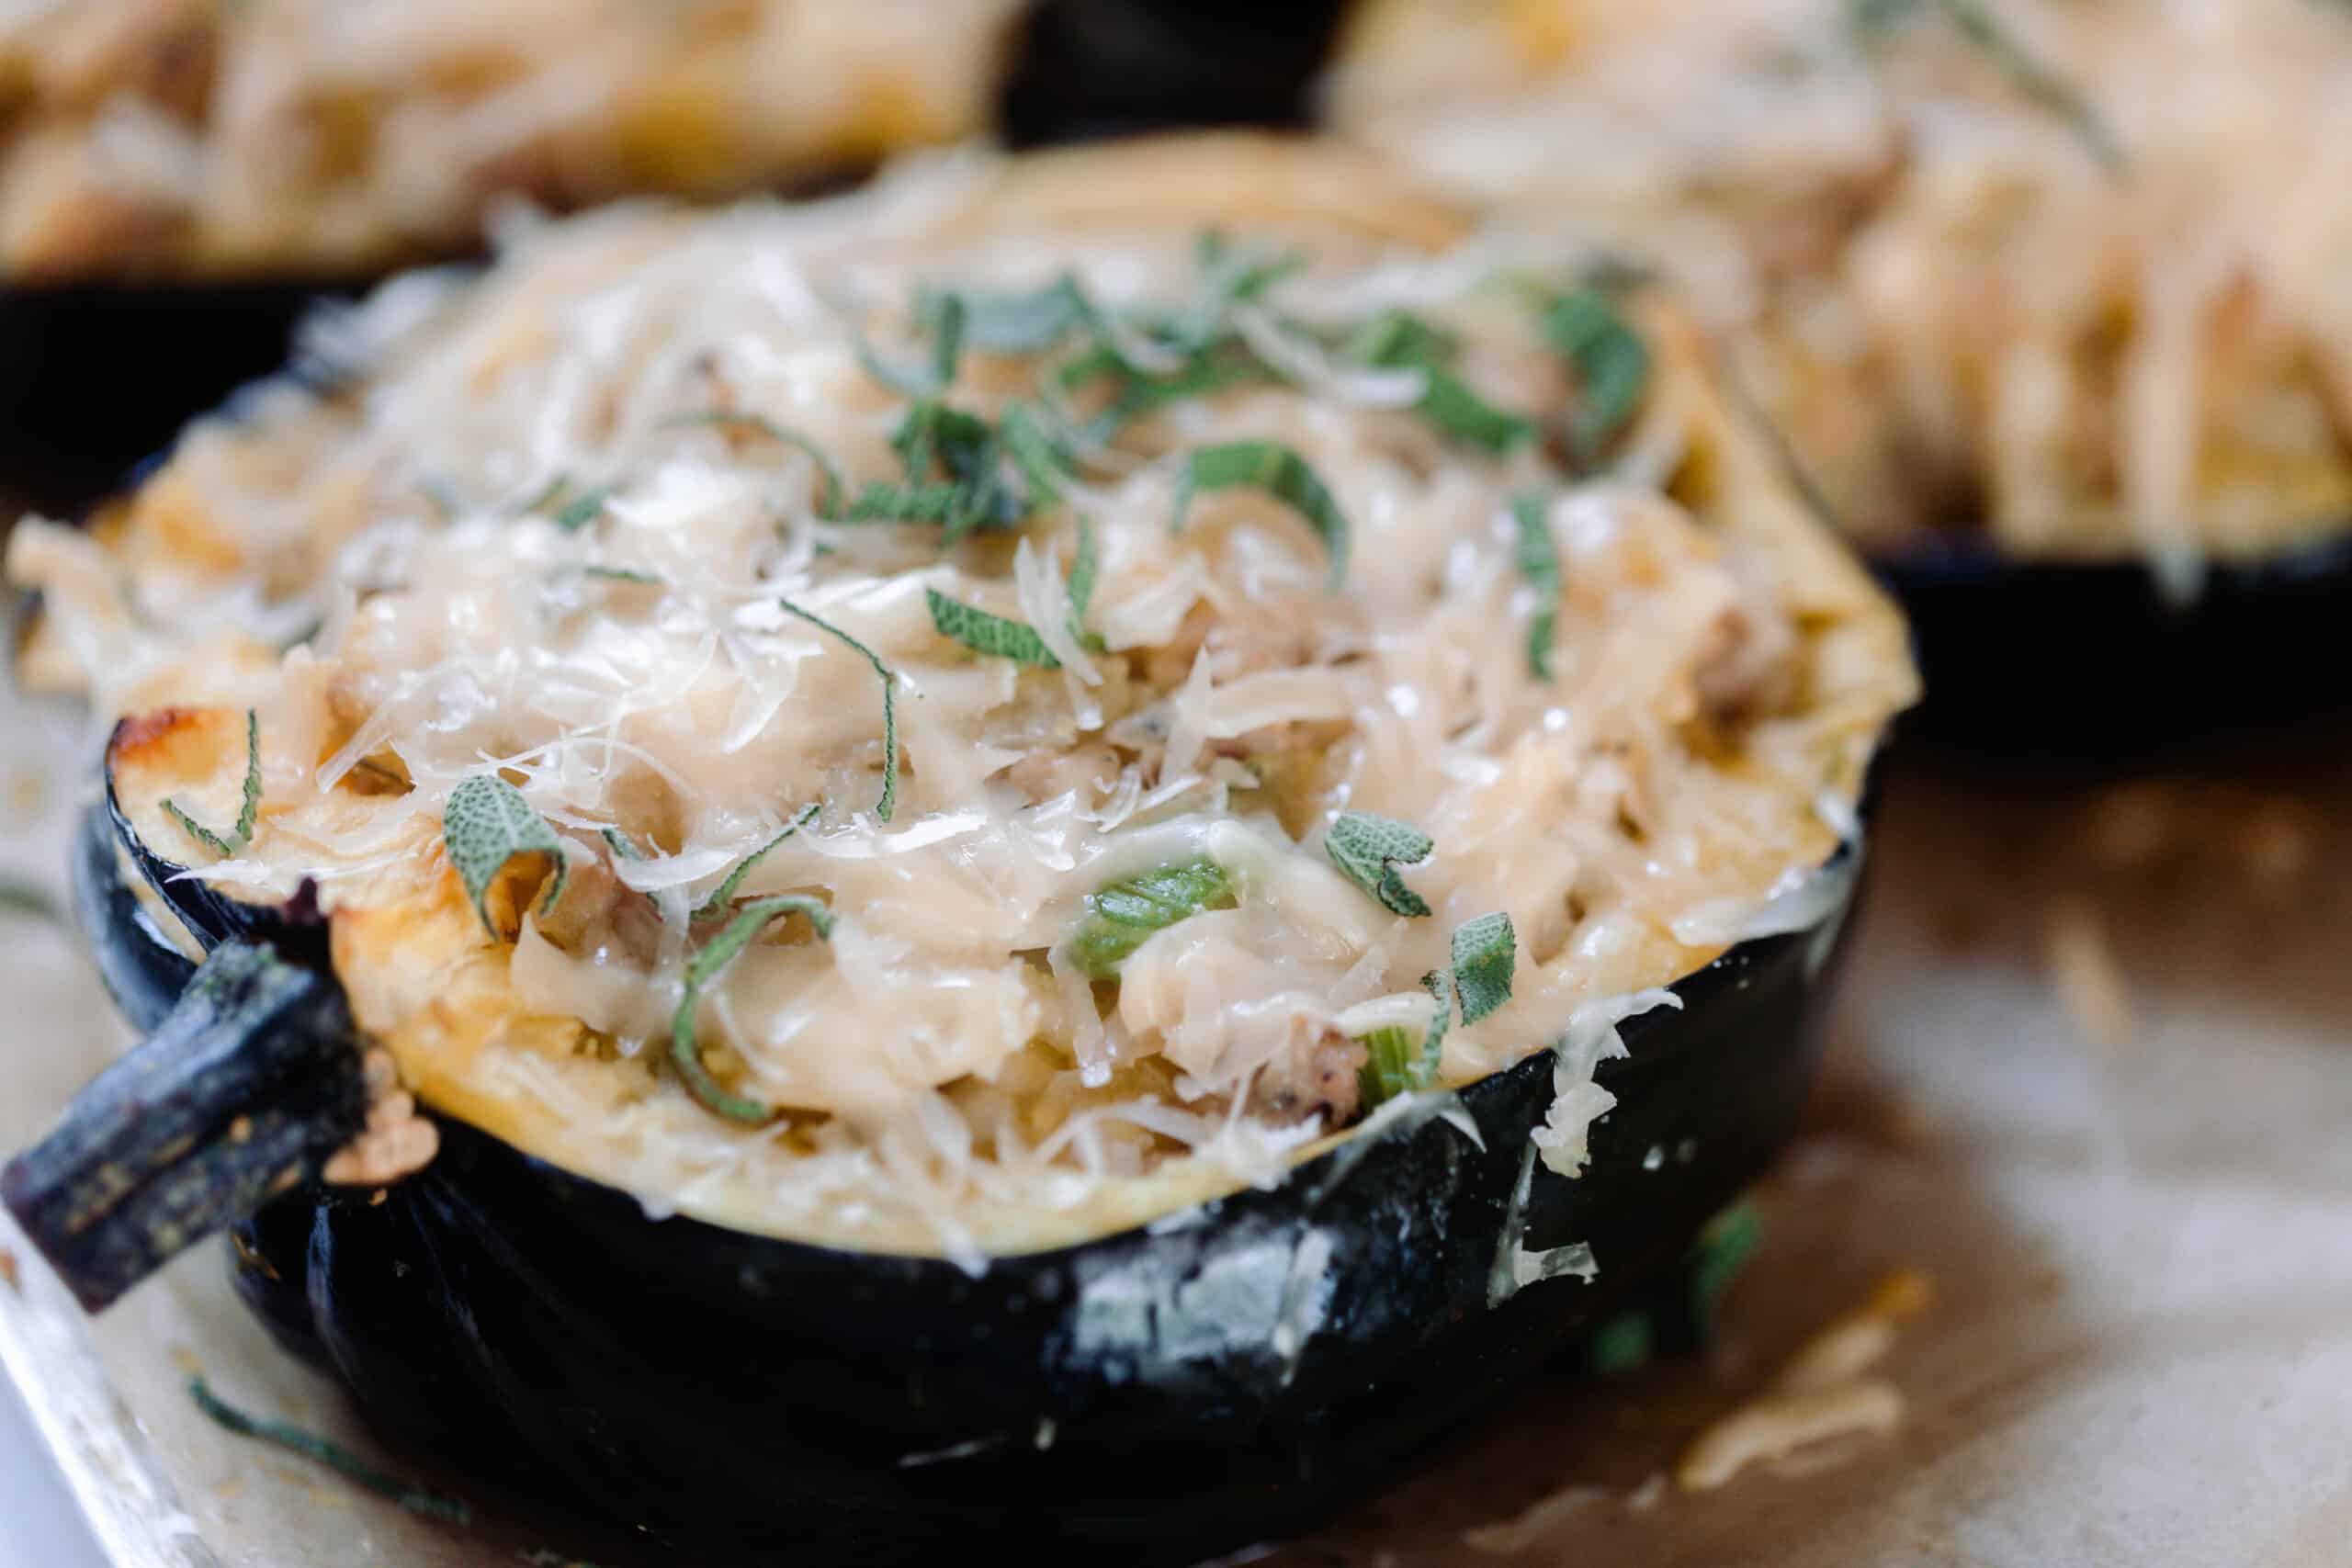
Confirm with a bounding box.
[891,400,994,486]
[1445,911,1518,1025]
[1175,231,1306,350]
[163,709,262,861]
[579,565,662,586]
[1349,309,1534,454]
[1325,810,1435,918]
[599,826,646,862]
[778,600,898,821]
[1583,1309,1657,1375]
[998,400,1072,513]
[187,1376,470,1524]
[1510,491,1563,680]
[1066,515,1102,650]
[550,486,613,533]
[1069,857,1238,978]
[1357,971,1454,1110]
[842,482,972,525]
[1852,0,2125,175]
[1542,287,1650,466]
[662,411,845,517]
[1684,1199,1765,1337]
[1170,442,1350,589]
[1060,339,1273,441]
[932,274,1096,355]
[514,472,571,517]
[924,588,1062,667]
[694,803,821,919]
[672,894,835,1123]
[442,773,569,939]
[854,289,967,396]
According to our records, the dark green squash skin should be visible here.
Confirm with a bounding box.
[74,790,1870,1564]
[1876,531,2352,751]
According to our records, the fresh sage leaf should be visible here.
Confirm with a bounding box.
[1066,515,1102,650]
[1069,857,1238,978]
[854,289,967,397]
[1350,308,1533,454]
[1325,810,1435,918]
[1358,970,1455,1110]
[779,600,898,821]
[1541,288,1650,466]
[551,486,613,533]
[1170,442,1350,590]
[924,588,1061,668]
[694,803,821,919]
[1511,491,1563,681]
[188,1376,469,1525]
[1448,911,1517,1025]
[443,773,569,940]
[672,894,835,1123]
[164,709,262,861]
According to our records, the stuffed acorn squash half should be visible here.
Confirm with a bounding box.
[1319,0,2352,743]
[5,135,1916,1564]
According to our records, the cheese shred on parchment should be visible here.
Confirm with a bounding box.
[1677,1266,1933,1491]
[6,140,1911,1258]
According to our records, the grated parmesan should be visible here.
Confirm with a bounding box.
[6,137,1913,1257]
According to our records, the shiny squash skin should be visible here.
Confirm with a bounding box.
[78,795,1872,1564]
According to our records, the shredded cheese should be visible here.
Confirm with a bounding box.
[6,137,1914,1257]
[1677,1265,1933,1491]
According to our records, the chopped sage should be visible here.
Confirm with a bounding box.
[1069,857,1238,979]
[854,289,966,396]
[1851,0,2125,175]
[1066,515,1102,650]
[1510,491,1564,681]
[694,803,821,919]
[442,773,569,940]
[998,400,1071,513]
[1447,911,1518,1025]
[933,274,1095,355]
[778,600,898,821]
[1349,308,1533,454]
[1325,810,1435,919]
[1357,970,1454,1110]
[599,826,646,862]
[188,1376,470,1524]
[514,472,571,517]
[672,894,836,1123]
[1541,288,1650,466]
[924,587,1061,668]
[550,486,613,533]
[164,709,261,861]
[1170,442,1349,589]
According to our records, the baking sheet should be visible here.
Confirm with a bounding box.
[4,671,2348,1566]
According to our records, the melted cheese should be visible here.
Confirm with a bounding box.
[1332,0,2352,568]
[6,137,1915,1257]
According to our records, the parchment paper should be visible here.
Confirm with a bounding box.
[5,668,2347,1567]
